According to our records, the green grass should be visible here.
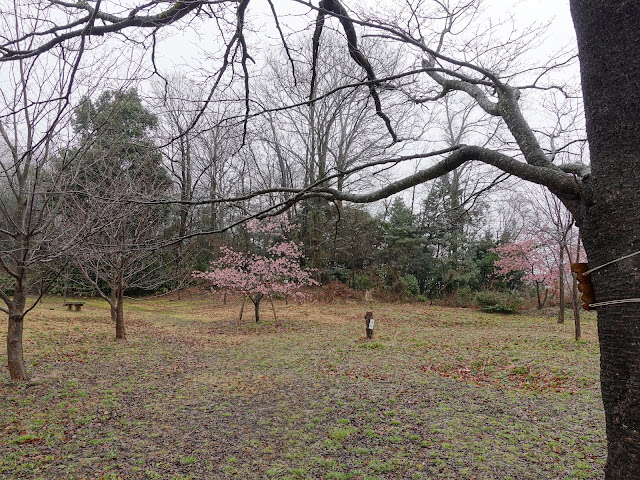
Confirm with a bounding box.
[0,294,605,479]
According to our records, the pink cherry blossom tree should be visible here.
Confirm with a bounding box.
[492,239,558,309]
[194,216,317,322]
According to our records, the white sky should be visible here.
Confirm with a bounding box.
[153,0,577,75]
[486,0,576,47]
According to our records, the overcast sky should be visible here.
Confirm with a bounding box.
[153,0,577,75]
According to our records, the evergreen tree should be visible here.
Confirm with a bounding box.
[418,174,487,298]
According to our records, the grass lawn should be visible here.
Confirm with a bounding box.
[0,294,605,479]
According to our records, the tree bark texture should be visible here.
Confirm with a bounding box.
[6,280,28,380]
[7,312,27,380]
[115,274,126,340]
[251,294,263,323]
[254,300,260,324]
[558,245,565,324]
[535,282,547,310]
[572,274,581,341]
[572,237,582,341]
[571,1,640,477]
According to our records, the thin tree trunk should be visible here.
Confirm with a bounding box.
[571,274,581,340]
[238,295,246,322]
[251,294,263,323]
[110,275,118,325]
[535,282,548,309]
[254,299,260,323]
[558,244,565,324]
[269,294,277,322]
[572,234,581,341]
[115,273,126,340]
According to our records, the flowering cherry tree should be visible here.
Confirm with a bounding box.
[194,217,317,322]
[492,239,558,309]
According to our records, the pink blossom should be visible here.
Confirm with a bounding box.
[491,239,554,286]
[192,216,317,300]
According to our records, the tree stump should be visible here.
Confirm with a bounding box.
[365,311,374,339]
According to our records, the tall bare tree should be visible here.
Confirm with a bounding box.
[0,53,94,380]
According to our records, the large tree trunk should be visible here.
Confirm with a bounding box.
[7,282,28,380]
[571,1,640,477]
[7,303,27,380]
[7,312,27,380]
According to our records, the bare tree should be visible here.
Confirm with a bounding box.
[0,53,93,380]
[66,88,173,339]
[72,191,171,340]
[153,77,246,294]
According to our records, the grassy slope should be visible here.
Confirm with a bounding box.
[0,295,604,479]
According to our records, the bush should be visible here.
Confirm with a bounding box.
[330,267,351,284]
[319,282,358,302]
[441,286,476,308]
[352,275,374,291]
[401,274,420,296]
[475,291,522,314]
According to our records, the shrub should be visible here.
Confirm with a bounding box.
[401,274,420,296]
[319,282,358,302]
[475,291,522,314]
[352,275,374,291]
[331,267,351,284]
[439,286,477,307]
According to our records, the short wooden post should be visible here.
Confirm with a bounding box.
[365,311,374,339]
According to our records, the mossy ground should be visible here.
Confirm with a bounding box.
[1,294,604,479]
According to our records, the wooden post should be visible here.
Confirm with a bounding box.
[365,311,374,339]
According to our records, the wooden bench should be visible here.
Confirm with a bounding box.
[64,301,84,311]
